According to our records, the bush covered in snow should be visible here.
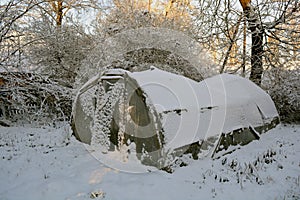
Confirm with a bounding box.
[262,68,300,123]
[75,27,218,89]
[0,72,72,125]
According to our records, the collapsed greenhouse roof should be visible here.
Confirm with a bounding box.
[72,67,279,167]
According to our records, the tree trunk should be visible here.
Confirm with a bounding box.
[249,24,263,85]
[50,1,63,26]
[241,15,246,77]
[239,0,264,85]
[164,0,174,17]
[56,1,63,26]
[148,0,152,13]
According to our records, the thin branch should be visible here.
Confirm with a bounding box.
[220,14,243,73]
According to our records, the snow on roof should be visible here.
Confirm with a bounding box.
[128,67,279,150]
[130,66,202,113]
[74,67,279,154]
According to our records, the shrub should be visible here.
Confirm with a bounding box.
[262,68,300,123]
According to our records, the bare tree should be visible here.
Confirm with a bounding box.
[238,0,264,85]
[0,0,100,71]
[0,0,42,70]
[240,0,299,85]
[24,15,93,86]
[21,0,104,85]
[96,0,193,37]
[264,0,300,69]
[192,0,299,121]
[193,0,299,85]
[76,1,216,87]
[193,0,243,74]
[36,0,101,27]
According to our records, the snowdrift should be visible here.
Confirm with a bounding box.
[72,67,279,168]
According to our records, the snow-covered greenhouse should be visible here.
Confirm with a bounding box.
[72,67,279,168]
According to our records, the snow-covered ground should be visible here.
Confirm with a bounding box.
[0,123,299,200]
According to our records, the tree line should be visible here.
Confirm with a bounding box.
[1,0,299,123]
[0,0,299,86]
